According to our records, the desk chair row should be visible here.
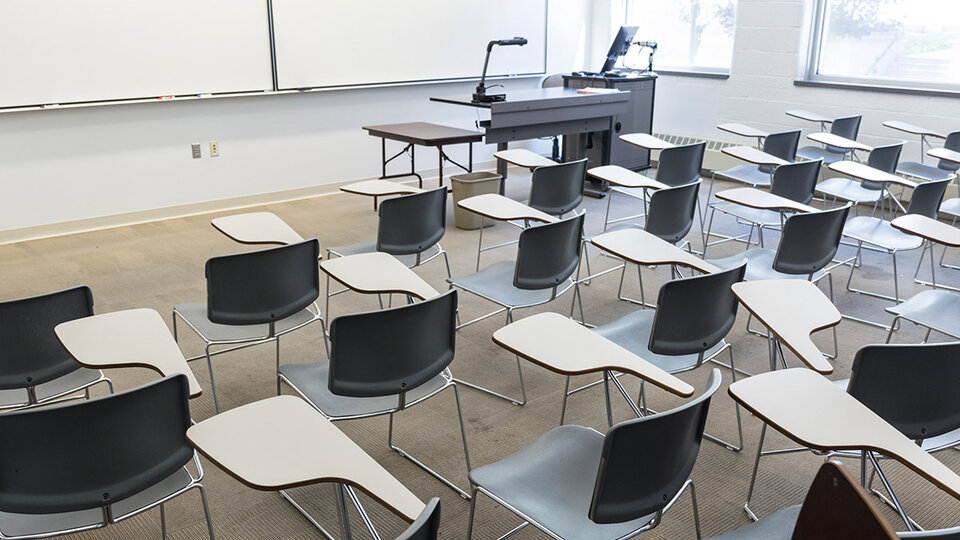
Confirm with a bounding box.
[2,214,959,538]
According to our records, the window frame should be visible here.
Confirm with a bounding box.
[622,0,736,77]
[802,0,960,95]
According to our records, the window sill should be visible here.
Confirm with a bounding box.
[794,79,960,98]
[655,69,729,80]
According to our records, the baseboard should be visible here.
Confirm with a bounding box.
[0,159,499,245]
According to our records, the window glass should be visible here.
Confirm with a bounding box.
[624,0,737,73]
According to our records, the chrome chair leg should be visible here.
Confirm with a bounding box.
[387,383,472,499]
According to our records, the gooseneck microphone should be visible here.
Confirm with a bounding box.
[473,37,528,103]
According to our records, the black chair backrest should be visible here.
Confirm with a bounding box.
[826,115,862,153]
[773,204,850,276]
[648,263,746,357]
[939,131,960,172]
[206,239,320,326]
[514,213,585,290]
[528,158,587,216]
[0,375,193,514]
[847,342,960,442]
[862,142,904,191]
[770,159,821,205]
[328,290,456,399]
[0,286,92,391]
[644,180,701,244]
[656,142,705,187]
[378,187,447,256]
[907,178,950,219]
[589,369,721,523]
[396,497,441,540]
[758,130,801,173]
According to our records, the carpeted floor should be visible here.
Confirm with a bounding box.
[1,166,959,539]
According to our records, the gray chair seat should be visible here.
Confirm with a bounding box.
[941,197,960,218]
[796,146,846,164]
[0,367,105,409]
[279,361,449,418]
[843,217,923,251]
[714,164,772,187]
[468,425,657,539]
[886,290,960,339]
[707,249,826,282]
[328,240,442,268]
[705,505,800,540]
[0,467,192,538]
[173,303,317,343]
[897,161,956,182]
[816,177,884,203]
[593,310,726,374]
[711,202,782,227]
[446,260,574,308]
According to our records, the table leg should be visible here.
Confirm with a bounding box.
[438,146,444,188]
[497,142,508,195]
[469,143,474,172]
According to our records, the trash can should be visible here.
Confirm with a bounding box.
[450,171,501,230]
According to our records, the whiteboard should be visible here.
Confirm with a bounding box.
[0,0,273,108]
[271,0,547,90]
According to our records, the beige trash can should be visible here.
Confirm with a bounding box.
[451,172,501,230]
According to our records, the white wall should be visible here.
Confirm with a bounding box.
[0,0,590,236]
[648,0,960,156]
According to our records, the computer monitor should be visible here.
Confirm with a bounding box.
[600,26,638,73]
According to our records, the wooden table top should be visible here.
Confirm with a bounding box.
[716,187,818,213]
[493,149,556,169]
[55,308,203,398]
[828,160,916,188]
[729,368,960,501]
[320,252,438,301]
[587,165,667,190]
[211,212,306,246]
[718,123,768,139]
[786,109,833,124]
[457,193,558,223]
[722,145,789,167]
[362,122,483,146]
[186,395,425,522]
[619,132,675,150]
[807,132,873,153]
[928,147,960,165]
[493,312,695,397]
[591,228,720,274]
[882,120,946,139]
[730,280,838,374]
[891,214,960,247]
[340,179,423,197]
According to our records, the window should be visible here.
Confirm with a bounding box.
[623,0,737,75]
[806,0,960,91]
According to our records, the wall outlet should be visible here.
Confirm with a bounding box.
[191,143,201,159]
[209,141,219,157]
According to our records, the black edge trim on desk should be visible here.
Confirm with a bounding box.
[656,70,730,80]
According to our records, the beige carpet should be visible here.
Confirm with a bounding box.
[1,167,959,539]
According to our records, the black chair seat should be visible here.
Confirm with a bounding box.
[593,310,726,374]
[0,468,193,539]
[328,240,442,267]
[0,367,105,410]
[714,164,772,187]
[279,361,450,419]
[469,425,657,539]
[708,249,827,282]
[897,161,955,182]
[173,303,317,343]
[447,260,575,308]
